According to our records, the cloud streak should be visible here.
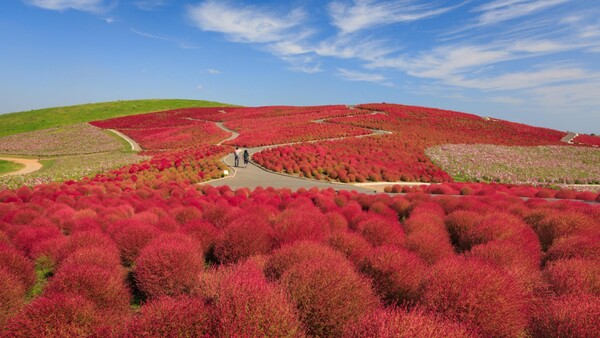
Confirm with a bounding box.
[24,0,115,14]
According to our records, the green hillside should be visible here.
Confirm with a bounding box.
[0,99,236,137]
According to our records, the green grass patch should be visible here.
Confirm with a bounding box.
[0,159,25,174]
[0,99,236,137]
[29,256,55,298]
[103,129,137,153]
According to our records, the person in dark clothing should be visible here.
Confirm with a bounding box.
[234,147,240,167]
[243,149,250,168]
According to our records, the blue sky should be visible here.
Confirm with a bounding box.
[1,0,599,133]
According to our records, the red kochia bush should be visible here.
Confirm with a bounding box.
[544,234,600,263]
[543,258,600,296]
[59,246,123,275]
[44,264,130,316]
[327,231,373,265]
[359,246,427,305]
[0,245,36,291]
[134,234,204,299]
[0,269,26,325]
[12,225,61,257]
[280,256,380,337]
[529,294,600,338]
[213,210,275,264]
[357,215,405,248]
[2,293,98,337]
[272,206,331,245]
[210,261,304,337]
[125,296,213,337]
[529,210,598,249]
[113,222,160,265]
[444,211,484,251]
[264,241,348,280]
[343,307,477,338]
[421,256,532,337]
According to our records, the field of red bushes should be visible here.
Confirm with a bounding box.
[1,180,599,336]
[1,103,599,336]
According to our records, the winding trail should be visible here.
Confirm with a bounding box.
[0,157,43,176]
[561,132,579,144]
[107,129,142,151]
[205,110,403,193]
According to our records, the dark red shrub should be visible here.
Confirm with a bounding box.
[60,231,118,264]
[543,258,600,296]
[273,206,331,245]
[405,227,456,265]
[59,246,123,275]
[343,307,477,338]
[0,269,26,326]
[0,245,35,290]
[210,261,304,337]
[134,234,204,298]
[280,256,380,337]
[45,264,130,315]
[265,241,347,280]
[545,234,600,262]
[444,210,483,251]
[357,215,405,248]
[125,296,213,337]
[2,293,98,337]
[529,294,600,338]
[421,256,532,337]
[12,225,61,257]
[171,206,203,224]
[327,231,372,265]
[181,219,220,256]
[213,211,275,264]
[530,210,598,249]
[359,246,427,305]
[113,222,160,265]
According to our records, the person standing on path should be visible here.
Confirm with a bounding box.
[234,147,241,167]
[243,149,249,168]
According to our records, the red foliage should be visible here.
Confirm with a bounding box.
[0,269,26,326]
[545,234,600,262]
[357,215,405,248]
[208,261,304,337]
[327,231,373,265]
[528,210,599,249]
[272,206,331,246]
[134,234,204,299]
[2,294,98,337]
[125,296,213,337]
[11,225,61,257]
[359,246,427,305]
[113,222,160,265]
[543,258,600,296]
[529,294,600,338]
[573,133,600,146]
[343,307,478,338]
[421,256,533,337]
[444,210,484,251]
[264,241,348,280]
[0,245,35,291]
[280,256,380,337]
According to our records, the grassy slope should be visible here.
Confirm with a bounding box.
[0,99,236,137]
[0,160,25,174]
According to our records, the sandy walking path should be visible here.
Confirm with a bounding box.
[106,129,142,151]
[0,157,43,176]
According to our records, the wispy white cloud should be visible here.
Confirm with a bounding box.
[206,69,220,74]
[336,68,392,86]
[490,95,526,104]
[131,29,199,49]
[196,84,204,90]
[328,0,457,35]
[530,80,600,107]
[23,0,115,14]
[315,36,398,61]
[186,1,305,43]
[281,55,322,74]
[473,0,570,26]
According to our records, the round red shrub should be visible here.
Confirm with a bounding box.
[0,269,26,326]
[343,307,477,338]
[280,256,380,337]
[359,246,427,305]
[59,246,123,275]
[171,206,203,224]
[181,219,220,256]
[444,210,484,251]
[60,231,118,264]
[545,234,600,262]
[405,227,456,265]
[211,261,304,337]
[357,215,405,248]
[126,295,213,337]
[265,240,348,280]
[45,264,130,315]
[213,211,275,264]
[421,256,532,337]
[529,210,598,249]
[2,293,98,337]
[12,225,61,257]
[113,222,160,266]
[273,206,330,245]
[529,294,600,338]
[327,231,372,265]
[134,234,204,298]
[0,245,35,290]
[543,258,600,296]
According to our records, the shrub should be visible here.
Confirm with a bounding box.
[12,225,61,257]
[59,246,123,275]
[211,261,305,337]
[0,269,26,326]
[171,206,203,224]
[280,256,379,337]
[113,222,160,265]
[213,211,275,264]
[265,241,347,280]
[529,294,600,338]
[444,210,483,251]
[134,234,204,299]
[343,307,477,338]
[529,210,598,249]
[125,296,213,337]
[357,215,405,248]
[543,258,600,296]
[181,219,220,256]
[421,256,532,337]
[545,234,600,263]
[359,246,427,305]
[44,264,130,316]
[0,245,36,290]
[60,231,118,264]
[327,231,372,265]
[273,207,331,246]
[1,293,98,337]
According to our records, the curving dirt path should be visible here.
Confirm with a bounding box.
[0,157,43,176]
[107,129,142,151]
[561,132,579,144]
